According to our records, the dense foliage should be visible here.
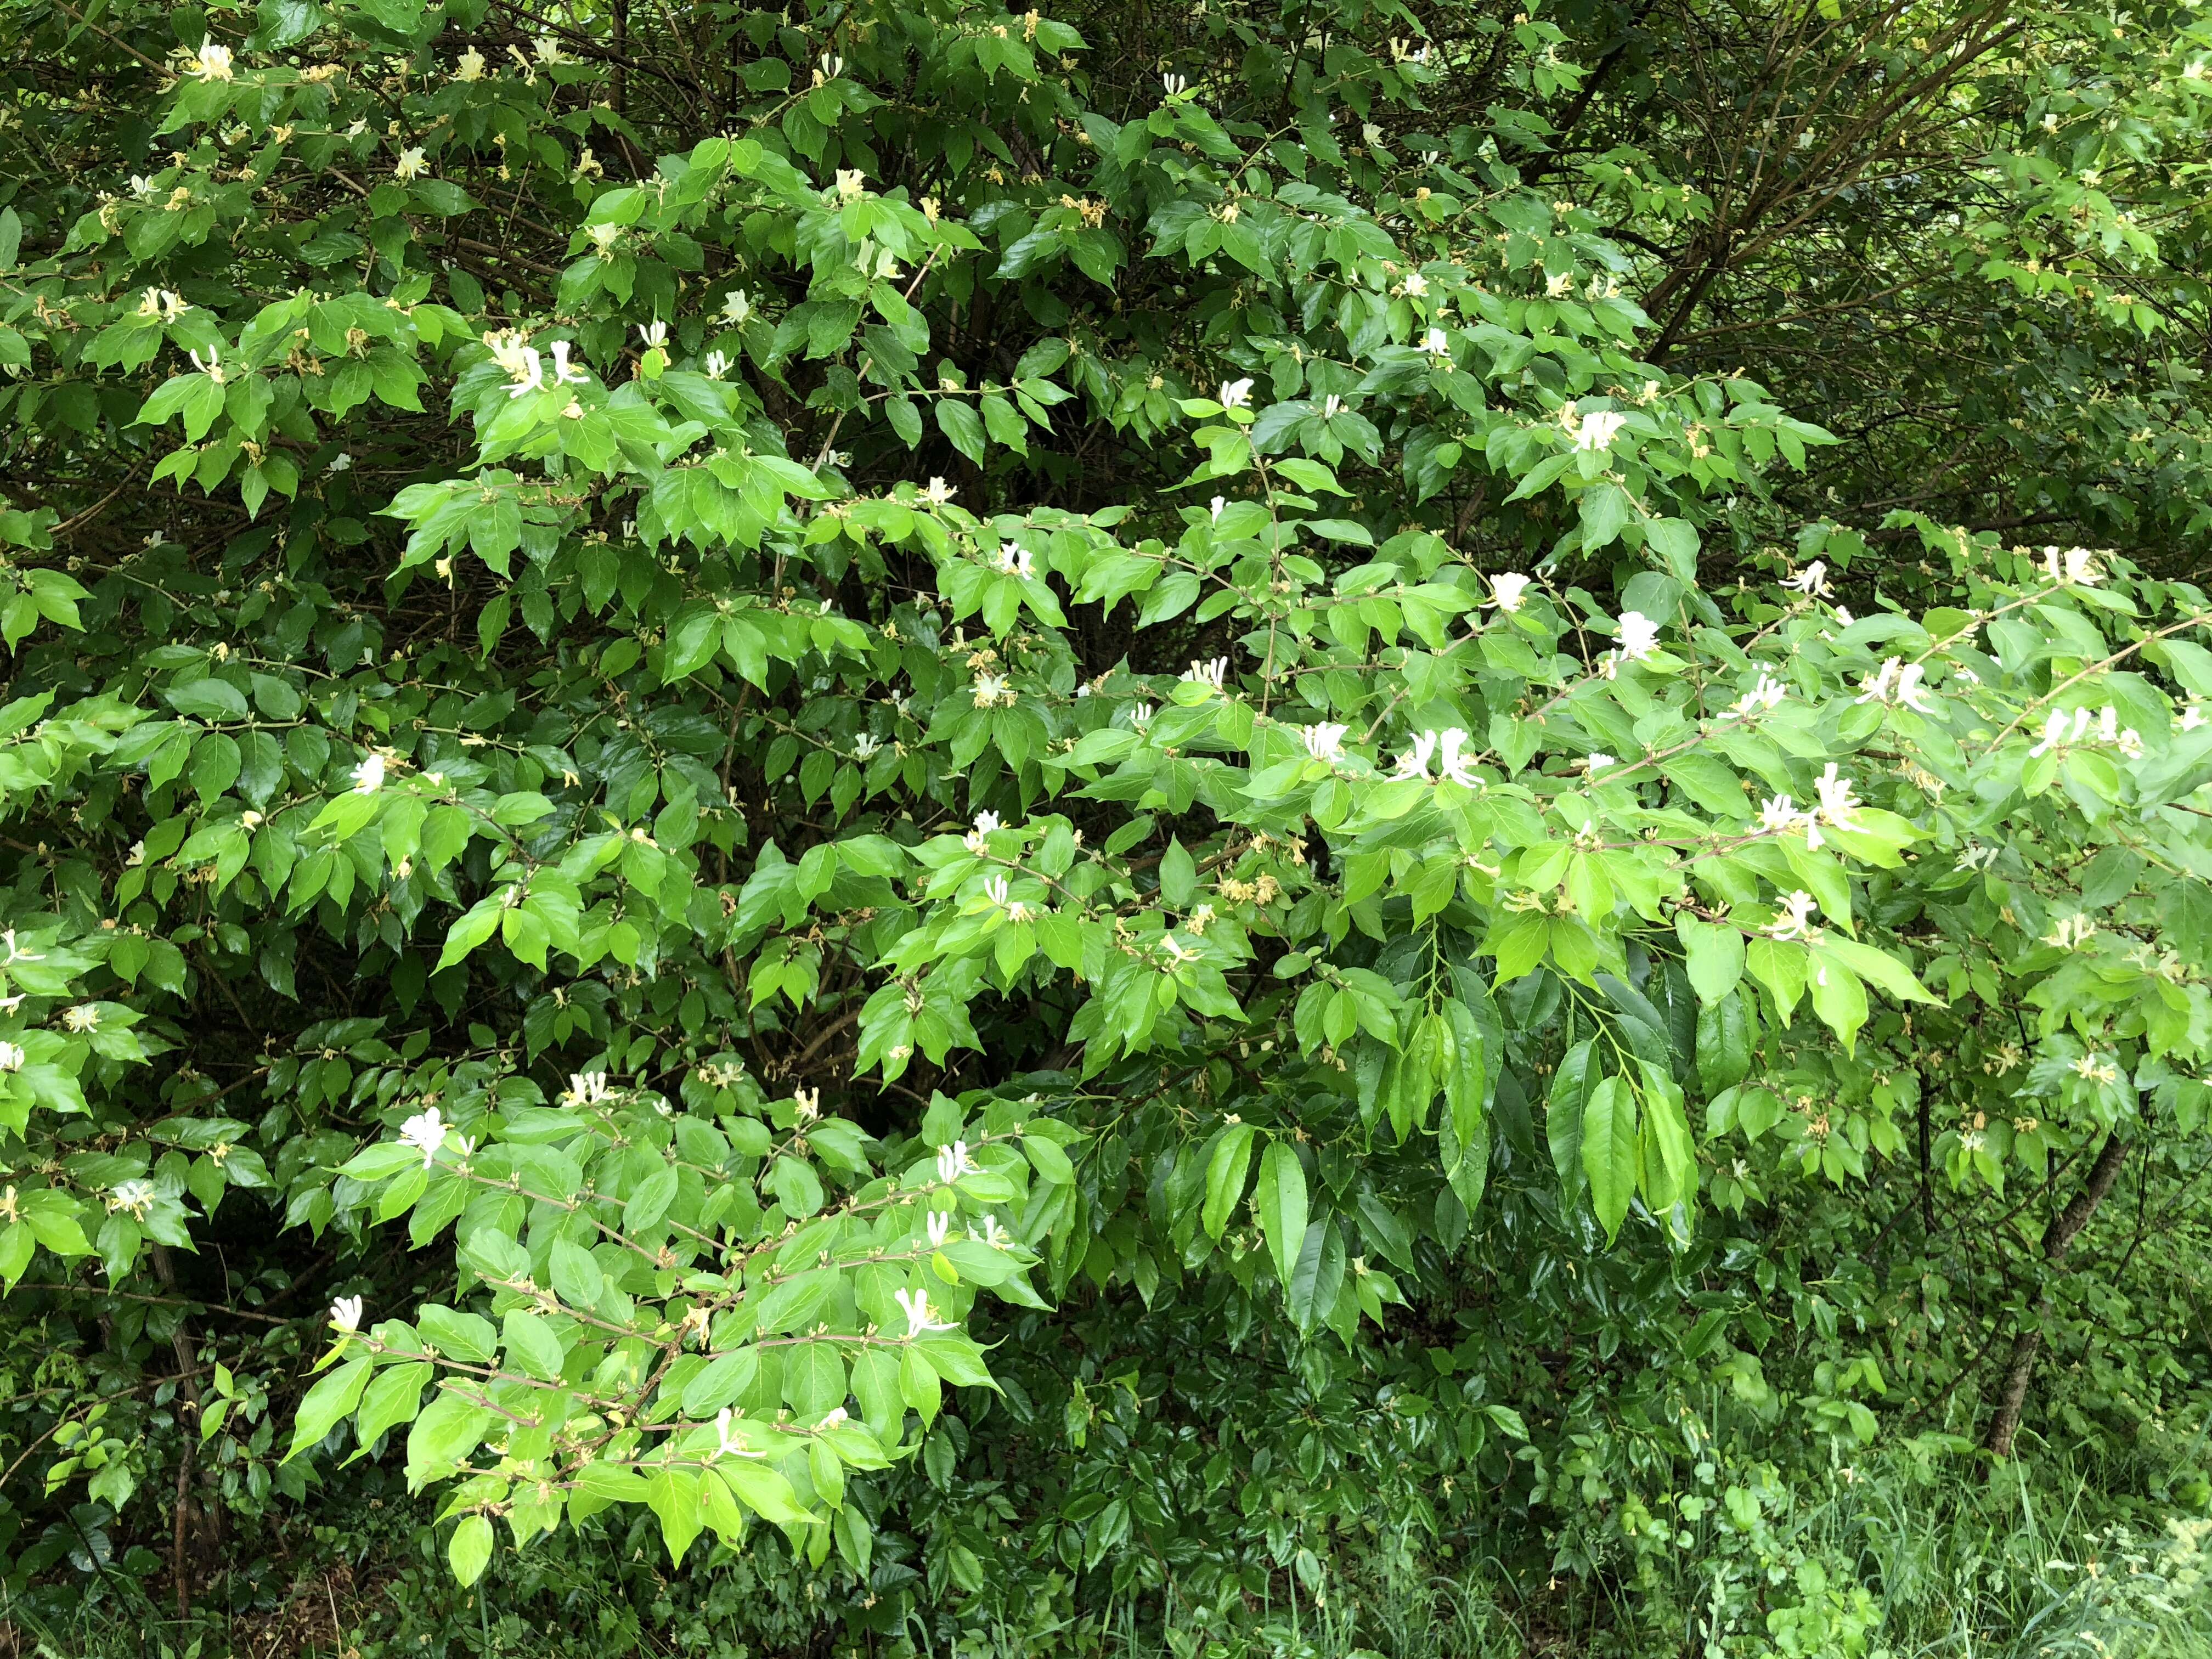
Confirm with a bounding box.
[8,0,2212,1654]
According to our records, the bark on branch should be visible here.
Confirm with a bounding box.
[1982,1132,2132,1461]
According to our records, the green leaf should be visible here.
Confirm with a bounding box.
[286,1355,373,1460]
[1200,1123,1255,1240]
[1580,1075,1637,1242]
[1252,1141,1308,1291]
[1675,914,1745,1005]
[448,1514,494,1587]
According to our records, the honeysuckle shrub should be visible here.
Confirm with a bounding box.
[8,0,2212,1649]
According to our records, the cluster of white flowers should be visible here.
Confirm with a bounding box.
[970,673,1015,708]
[794,1086,820,1123]
[895,1287,955,1336]
[0,1041,24,1073]
[62,1003,100,1033]
[137,287,188,322]
[994,541,1035,578]
[926,1210,952,1249]
[1161,72,1188,97]
[1320,394,1345,419]
[187,36,234,81]
[1300,722,1350,764]
[852,733,881,761]
[934,1141,974,1184]
[1617,611,1661,662]
[329,1295,364,1336]
[1219,377,1253,409]
[963,811,1002,853]
[1488,572,1532,612]
[2042,544,2102,586]
[2028,703,2142,760]
[1574,408,1630,451]
[1766,889,1820,940]
[1723,673,1789,719]
[399,1105,448,1168]
[1182,657,1229,693]
[1390,727,1481,787]
[109,1178,157,1217]
[983,874,1034,923]
[1419,327,1451,359]
[1855,657,1938,714]
[560,1070,610,1107]
[394,146,426,181]
[188,346,224,385]
[1782,561,1830,596]
[1756,765,1864,849]
[351,752,386,793]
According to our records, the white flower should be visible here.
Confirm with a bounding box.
[1161,73,1188,97]
[816,1406,848,1431]
[1219,377,1254,409]
[853,733,881,761]
[110,1178,156,1216]
[2118,726,2145,759]
[1183,657,1229,693]
[935,1140,973,1184]
[504,347,545,398]
[963,811,1002,853]
[1616,611,1661,662]
[1854,657,1937,715]
[1301,723,1349,764]
[1758,794,1804,836]
[1585,752,1617,772]
[399,1105,447,1168]
[1576,409,1631,451]
[327,452,353,473]
[534,34,568,64]
[1489,572,1532,612]
[0,1041,24,1072]
[1726,674,1788,718]
[62,1004,100,1033]
[1855,658,1901,705]
[980,1214,1011,1249]
[1783,561,1830,596]
[2028,710,2072,759]
[1808,764,1863,848]
[970,673,1012,708]
[1402,271,1429,297]
[1130,702,1155,730]
[454,47,486,81]
[994,541,1035,578]
[819,52,844,78]
[189,37,234,81]
[548,340,589,385]
[129,174,158,200]
[1438,726,1480,787]
[1392,730,1438,781]
[1419,327,1451,358]
[351,753,386,793]
[711,1406,764,1460]
[926,1210,951,1249]
[834,168,865,200]
[702,349,731,379]
[2044,544,2100,586]
[984,873,1011,909]
[1767,889,1819,940]
[1209,495,1226,522]
[922,476,955,504]
[1321,394,1345,419]
[636,320,668,352]
[1832,606,1855,629]
[188,346,225,385]
[1893,664,1938,714]
[330,1295,364,1335]
[394,146,426,182]
[895,1287,953,1336]
[794,1086,820,1123]
[720,289,752,323]
[565,1070,610,1105]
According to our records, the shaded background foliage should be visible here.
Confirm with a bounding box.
[7,0,2212,1656]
